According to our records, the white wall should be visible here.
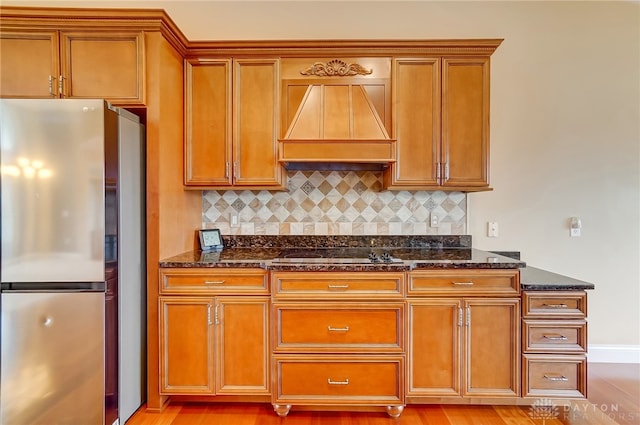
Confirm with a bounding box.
[8,1,638,351]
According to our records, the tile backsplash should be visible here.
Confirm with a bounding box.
[203,170,467,235]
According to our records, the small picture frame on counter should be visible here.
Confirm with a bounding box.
[198,228,224,252]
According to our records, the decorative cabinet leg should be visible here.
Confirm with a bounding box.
[273,404,292,417]
[386,405,404,418]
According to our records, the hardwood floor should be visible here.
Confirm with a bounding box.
[126,363,639,425]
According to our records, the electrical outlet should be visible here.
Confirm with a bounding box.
[430,212,439,227]
[230,213,239,227]
[487,222,499,238]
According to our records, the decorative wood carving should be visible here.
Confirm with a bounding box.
[300,59,372,77]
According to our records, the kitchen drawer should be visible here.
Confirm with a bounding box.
[523,292,587,319]
[523,354,586,398]
[273,303,404,352]
[273,355,404,404]
[408,270,519,295]
[523,320,587,353]
[271,272,404,299]
[159,268,268,294]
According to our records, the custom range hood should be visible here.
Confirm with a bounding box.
[278,82,396,171]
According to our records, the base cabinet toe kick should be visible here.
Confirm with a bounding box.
[158,268,590,417]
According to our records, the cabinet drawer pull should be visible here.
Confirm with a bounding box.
[327,378,349,385]
[543,374,569,382]
[327,284,349,290]
[204,280,225,285]
[327,326,350,332]
[452,281,474,286]
[542,303,568,309]
[543,334,568,341]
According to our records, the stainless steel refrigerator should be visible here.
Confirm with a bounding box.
[0,99,145,425]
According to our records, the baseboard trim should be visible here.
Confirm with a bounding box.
[588,344,640,363]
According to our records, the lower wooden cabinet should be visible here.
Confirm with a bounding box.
[408,298,521,399]
[159,296,270,395]
[273,355,404,415]
[523,354,587,398]
[159,297,214,394]
[156,267,588,411]
[270,271,406,417]
[522,291,587,399]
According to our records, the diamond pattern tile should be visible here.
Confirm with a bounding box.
[203,171,467,235]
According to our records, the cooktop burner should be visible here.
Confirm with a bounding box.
[273,248,403,264]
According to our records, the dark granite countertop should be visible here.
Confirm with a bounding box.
[159,236,595,290]
[159,247,525,271]
[520,266,595,291]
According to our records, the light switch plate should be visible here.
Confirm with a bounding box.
[487,222,499,238]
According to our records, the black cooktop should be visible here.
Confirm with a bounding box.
[276,247,401,263]
[274,247,474,264]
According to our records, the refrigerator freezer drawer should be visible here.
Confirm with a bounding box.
[0,291,105,424]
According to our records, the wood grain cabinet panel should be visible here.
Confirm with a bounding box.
[523,320,587,353]
[409,269,519,295]
[159,270,270,396]
[272,271,404,299]
[273,302,404,353]
[0,29,144,105]
[523,291,587,319]
[160,268,268,295]
[184,59,232,185]
[408,299,461,396]
[274,356,404,404]
[441,58,490,189]
[160,297,215,394]
[522,291,588,399]
[408,298,520,399]
[184,58,285,189]
[385,58,440,188]
[0,30,59,98]
[216,297,270,394]
[385,57,491,191]
[271,271,406,417]
[523,354,587,398]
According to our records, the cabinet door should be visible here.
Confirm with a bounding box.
[441,58,490,189]
[184,59,233,186]
[59,31,144,105]
[233,59,284,187]
[0,30,59,98]
[159,297,214,394]
[216,297,270,394]
[386,58,440,189]
[408,299,461,396]
[464,298,520,397]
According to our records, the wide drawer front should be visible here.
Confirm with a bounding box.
[273,303,404,352]
[523,354,586,398]
[523,292,587,318]
[408,270,519,295]
[274,356,404,403]
[160,268,268,294]
[523,320,587,353]
[272,272,404,299]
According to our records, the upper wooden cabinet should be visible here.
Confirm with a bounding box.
[0,29,145,105]
[184,58,286,189]
[386,58,441,188]
[384,57,491,191]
